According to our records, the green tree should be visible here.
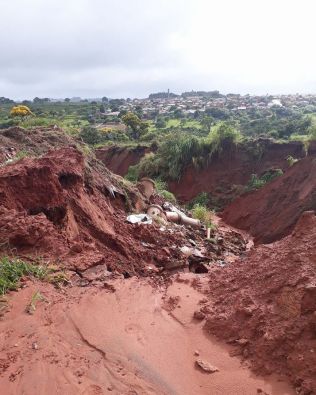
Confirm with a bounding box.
[122,112,148,139]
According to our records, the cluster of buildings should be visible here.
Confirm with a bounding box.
[102,92,316,120]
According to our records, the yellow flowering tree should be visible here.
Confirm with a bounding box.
[10,105,34,117]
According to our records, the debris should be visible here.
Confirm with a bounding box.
[180,246,193,256]
[32,342,39,350]
[137,177,156,199]
[126,214,152,225]
[195,359,219,373]
[193,310,206,320]
[189,262,208,274]
[147,205,166,220]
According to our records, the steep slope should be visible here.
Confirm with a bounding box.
[222,156,316,243]
[204,211,316,394]
[95,144,152,176]
[0,147,178,276]
[168,139,306,204]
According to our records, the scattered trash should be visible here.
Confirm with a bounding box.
[147,205,167,220]
[180,246,193,257]
[126,214,152,225]
[195,359,219,374]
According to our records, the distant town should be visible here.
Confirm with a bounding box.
[3,90,316,120]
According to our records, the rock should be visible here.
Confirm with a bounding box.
[193,310,206,320]
[236,338,249,346]
[32,342,39,350]
[195,359,219,373]
[194,350,200,356]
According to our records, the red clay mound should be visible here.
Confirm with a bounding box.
[0,147,187,276]
[204,211,316,394]
[222,156,316,243]
[0,126,78,164]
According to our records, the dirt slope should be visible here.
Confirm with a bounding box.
[204,211,316,394]
[168,139,306,204]
[222,156,316,243]
[95,145,152,176]
[0,147,185,276]
[0,126,78,164]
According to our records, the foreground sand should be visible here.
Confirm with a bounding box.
[0,275,294,395]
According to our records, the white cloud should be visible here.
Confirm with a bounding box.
[0,0,315,98]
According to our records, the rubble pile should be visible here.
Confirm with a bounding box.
[201,211,316,394]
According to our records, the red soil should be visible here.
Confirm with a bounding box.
[222,156,316,243]
[204,211,316,394]
[0,147,184,276]
[1,127,316,394]
[168,139,307,204]
[0,276,295,395]
[95,145,152,176]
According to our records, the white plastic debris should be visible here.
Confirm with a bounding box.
[126,214,152,225]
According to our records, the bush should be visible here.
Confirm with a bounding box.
[206,121,242,157]
[79,126,101,145]
[245,169,283,192]
[191,204,213,228]
[136,122,242,181]
[19,117,54,128]
[286,155,298,167]
[187,192,209,209]
[125,165,139,182]
[160,190,177,203]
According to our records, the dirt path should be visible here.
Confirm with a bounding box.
[0,275,294,395]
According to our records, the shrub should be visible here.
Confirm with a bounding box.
[187,192,209,209]
[206,121,242,157]
[245,169,283,192]
[191,204,213,228]
[159,190,177,203]
[136,122,242,181]
[79,126,101,145]
[125,165,139,182]
[286,155,298,167]
[19,117,54,128]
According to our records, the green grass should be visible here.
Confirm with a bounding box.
[191,204,214,228]
[0,256,50,295]
[0,256,70,295]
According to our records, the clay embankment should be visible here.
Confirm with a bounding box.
[168,139,307,204]
[204,211,316,394]
[95,139,309,206]
[222,155,316,243]
[95,145,152,177]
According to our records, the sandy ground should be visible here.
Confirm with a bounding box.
[0,275,295,395]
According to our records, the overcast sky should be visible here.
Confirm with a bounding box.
[1,0,316,99]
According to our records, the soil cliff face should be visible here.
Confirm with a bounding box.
[168,139,306,204]
[205,211,316,394]
[222,156,316,243]
[95,145,151,176]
